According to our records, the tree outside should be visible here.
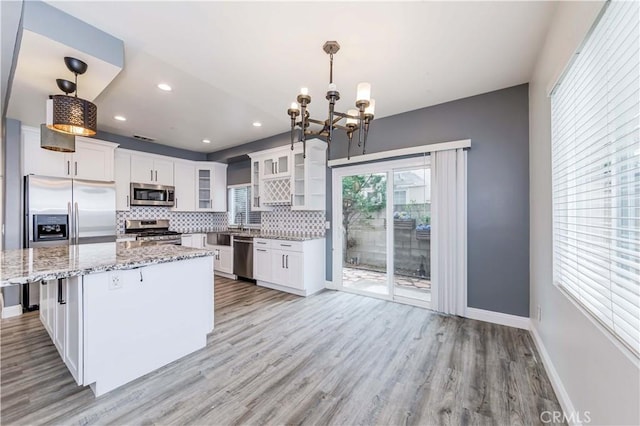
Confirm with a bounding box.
[341,173,386,263]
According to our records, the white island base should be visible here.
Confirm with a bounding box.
[39,256,214,397]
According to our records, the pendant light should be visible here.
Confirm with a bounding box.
[45,57,97,143]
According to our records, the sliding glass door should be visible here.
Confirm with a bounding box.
[340,172,389,296]
[333,157,432,307]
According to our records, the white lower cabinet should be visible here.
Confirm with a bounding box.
[181,233,206,249]
[253,238,325,296]
[209,245,233,275]
[38,277,83,385]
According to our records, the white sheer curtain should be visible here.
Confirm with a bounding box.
[431,148,467,315]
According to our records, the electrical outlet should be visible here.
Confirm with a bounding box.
[109,275,123,290]
[537,305,542,322]
[325,221,331,229]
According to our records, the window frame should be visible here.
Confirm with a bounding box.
[227,184,261,228]
[549,0,640,359]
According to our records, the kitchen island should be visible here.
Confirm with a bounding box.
[0,242,214,396]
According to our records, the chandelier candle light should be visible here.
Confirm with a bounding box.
[287,41,375,160]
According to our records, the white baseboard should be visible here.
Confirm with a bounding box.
[465,307,530,330]
[530,325,578,425]
[1,304,23,319]
[214,271,236,280]
[325,280,336,290]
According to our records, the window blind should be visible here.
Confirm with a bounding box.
[228,186,261,225]
[551,0,640,355]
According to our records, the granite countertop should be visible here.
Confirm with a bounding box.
[180,229,325,241]
[0,242,213,287]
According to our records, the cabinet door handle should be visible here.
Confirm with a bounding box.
[175,198,178,208]
[140,271,144,282]
[74,161,78,176]
[209,199,212,208]
[155,170,158,181]
[151,170,154,181]
[282,254,285,268]
[203,236,206,247]
[281,244,292,247]
[57,279,66,305]
[257,196,260,207]
[67,161,70,175]
[257,249,267,252]
[126,195,130,207]
[275,163,278,174]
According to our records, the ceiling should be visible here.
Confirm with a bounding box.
[21,1,556,154]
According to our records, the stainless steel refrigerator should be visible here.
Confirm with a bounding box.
[23,175,116,308]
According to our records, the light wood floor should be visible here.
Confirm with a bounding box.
[1,277,562,425]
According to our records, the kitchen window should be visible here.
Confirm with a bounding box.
[228,185,261,226]
[551,0,639,356]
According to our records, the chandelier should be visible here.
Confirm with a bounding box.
[287,41,375,159]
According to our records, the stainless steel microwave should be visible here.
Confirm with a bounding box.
[130,183,175,207]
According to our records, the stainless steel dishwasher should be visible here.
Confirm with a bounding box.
[233,236,254,279]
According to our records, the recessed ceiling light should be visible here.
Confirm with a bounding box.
[252,121,262,127]
[114,115,127,121]
[202,139,211,144]
[157,83,172,91]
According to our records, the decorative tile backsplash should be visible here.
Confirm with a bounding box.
[261,206,325,236]
[116,207,228,233]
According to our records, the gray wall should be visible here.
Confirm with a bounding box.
[96,130,208,162]
[22,1,123,68]
[1,1,24,308]
[2,119,23,305]
[1,0,23,122]
[209,84,530,317]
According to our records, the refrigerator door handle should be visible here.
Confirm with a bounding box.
[74,202,79,245]
[67,202,73,245]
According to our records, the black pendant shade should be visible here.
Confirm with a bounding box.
[44,56,97,144]
[48,94,97,137]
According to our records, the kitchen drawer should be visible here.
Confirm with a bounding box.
[272,240,303,252]
[254,238,272,248]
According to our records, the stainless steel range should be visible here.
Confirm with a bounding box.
[125,219,181,245]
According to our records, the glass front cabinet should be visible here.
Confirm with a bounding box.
[195,162,227,212]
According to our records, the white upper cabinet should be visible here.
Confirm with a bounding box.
[173,161,196,212]
[22,126,117,182]
[248,140,326,210]
[195,162,227,212]
[114,151,131,211]
[249,157,271,212]
[291,139,327,211]
[130,154,174,186]
[261,152,291,179]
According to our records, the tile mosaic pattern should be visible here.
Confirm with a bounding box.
[116,207,228,233]
[261,206,325,236]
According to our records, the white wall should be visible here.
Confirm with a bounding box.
[530,1,640,425]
